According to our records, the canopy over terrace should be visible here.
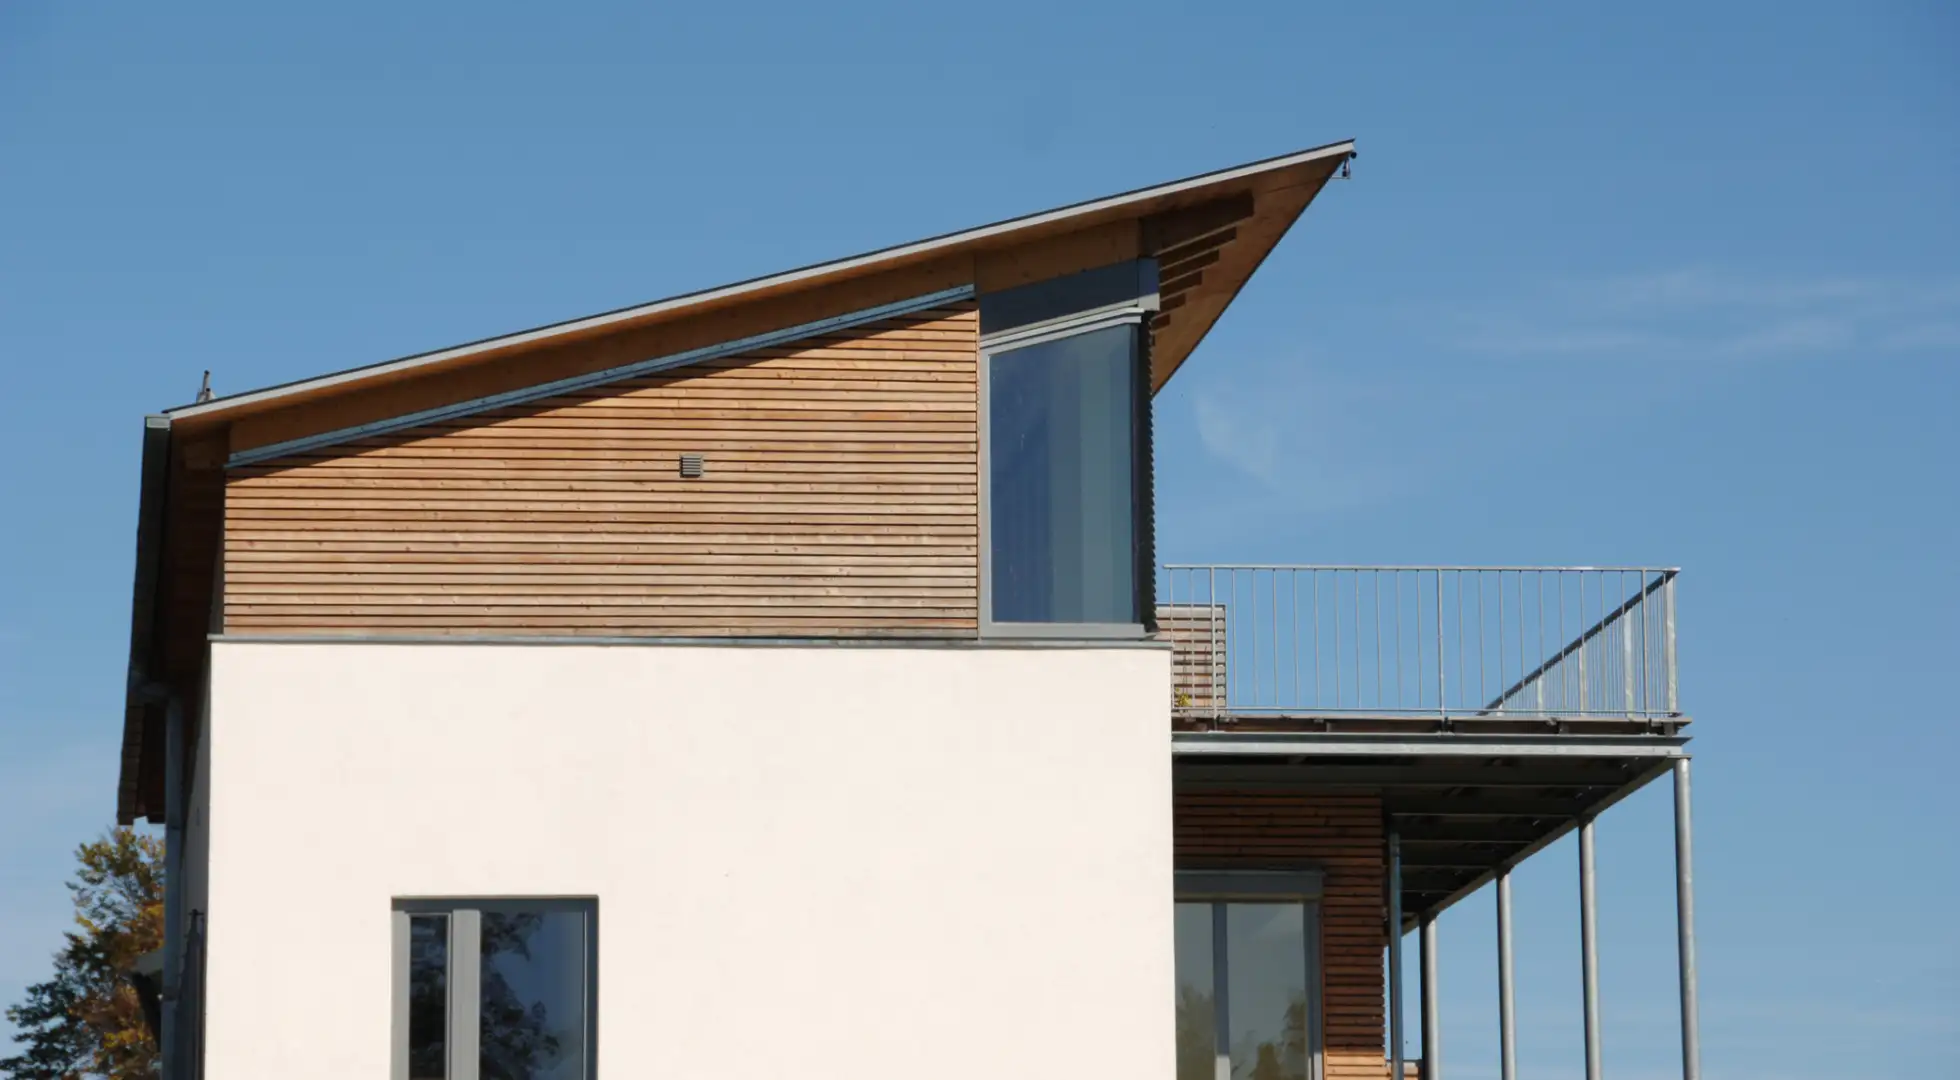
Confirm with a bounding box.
[1173,731,1684,923]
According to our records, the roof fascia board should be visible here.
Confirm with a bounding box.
[227,284,975,468]
[169,140,1355,424]
[1171,732,1691,758]
[117,415,173,824]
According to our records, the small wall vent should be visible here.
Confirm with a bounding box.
[678,453,705,479]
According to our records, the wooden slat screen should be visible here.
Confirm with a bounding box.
[1175,791,1387,1080]
[223,303,979,637]
[1159,603,1227,716]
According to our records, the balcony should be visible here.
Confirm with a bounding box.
[1160,565,1697,1031]
[1159,565,1682,735]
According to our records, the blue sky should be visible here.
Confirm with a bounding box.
[1,1,1954,1075]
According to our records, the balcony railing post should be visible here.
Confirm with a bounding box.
[1624,573,1636,717]
[1200,575,1213,721]
[1435,571,1447,714]
[1576,578,1589,716]
[1641,570,1654,715]
[1664,573,1678,715]
[1535,573,1546,713]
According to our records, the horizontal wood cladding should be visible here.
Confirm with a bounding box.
[1176,790,1386,1080]
[223,304,980,637]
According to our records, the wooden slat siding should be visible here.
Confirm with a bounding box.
[1158,604,1227,718]
[223,304,979,637]
[1175,791,1386,1080]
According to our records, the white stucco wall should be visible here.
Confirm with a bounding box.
[202,640,1172,1080]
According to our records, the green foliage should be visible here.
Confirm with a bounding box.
[2,829,163,1080]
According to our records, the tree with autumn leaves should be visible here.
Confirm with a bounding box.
[2,829,162,1079]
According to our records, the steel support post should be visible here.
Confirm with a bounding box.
[1674,759,1702,1080]
[1580,817,1602,1080]
[1420,912,1441,1080]
[1497,869,1517,1080]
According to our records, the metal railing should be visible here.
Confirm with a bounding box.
[1159,566,1679,722]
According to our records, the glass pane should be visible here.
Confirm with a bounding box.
[989,323,1139,624]
[1174,903,1218,1080]
[480,909,589,1080]
[1225,904,1309,1080]
[407,915,448,1080]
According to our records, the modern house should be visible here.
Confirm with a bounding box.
[115,139,1703,1080]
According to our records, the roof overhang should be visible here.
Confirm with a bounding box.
[162,139,1354,436]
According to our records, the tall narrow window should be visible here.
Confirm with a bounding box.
[1175,875,1323,1080]
[406,914,450,1080]
[985,321,1148,629]
[394,899,596,1080]
[1174,903,1219,1080]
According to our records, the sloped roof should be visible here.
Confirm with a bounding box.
[116,139,1355,824]
[168,139,1353,437]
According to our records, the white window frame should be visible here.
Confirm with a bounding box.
[390,897,598,1080]
[978,301,1154,639]
[1176,870,1326,1080]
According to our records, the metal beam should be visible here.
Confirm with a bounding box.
[1177,762,1648,789]
[1400,870,1489,890]
[1172,732,1690,758]
[1396,823,1554,843]
[1401,758,1676,927]
[1400,856,1527,872]
[1675,760,1702,1080]
[1388,796,1587,819]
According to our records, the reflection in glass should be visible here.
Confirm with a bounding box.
[1225,904,1308,1080]
[1174,903,1218,1080]
[407,915,448,1080]
[989,323,1140,624]
[480,910,589,1080]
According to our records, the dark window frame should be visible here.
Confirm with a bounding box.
[1174,871,1325,1080]
[391,897,598,1080]
[978,261,1159,639]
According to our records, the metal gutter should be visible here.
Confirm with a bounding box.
[227,284,976,467]
[165,139,1356,423]
[209,632,1171,650]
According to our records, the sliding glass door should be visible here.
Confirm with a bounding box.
[1175,877,1322,1080]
